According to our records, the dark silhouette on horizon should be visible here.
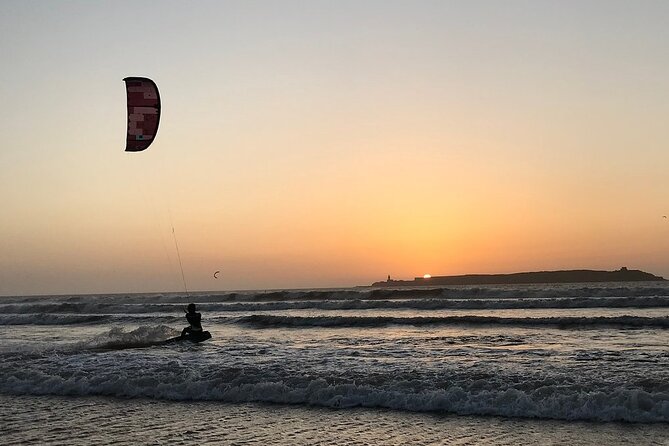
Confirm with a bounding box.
[372,267,665,287]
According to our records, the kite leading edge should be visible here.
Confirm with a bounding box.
[123,77,161,152]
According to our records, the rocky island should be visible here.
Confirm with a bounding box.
[372,267,665,287]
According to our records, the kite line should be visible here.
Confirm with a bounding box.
[124,76,189,295]
[172,225,188,295]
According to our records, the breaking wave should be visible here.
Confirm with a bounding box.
[0,314,112,325]
[0,314,179,326]
[1,356,666,423]
[79,325,182,350]
[3,283,669,305]
[238,314,669,329]
[1,296,668,315]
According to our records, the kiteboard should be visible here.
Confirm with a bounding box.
[164,331,212,344]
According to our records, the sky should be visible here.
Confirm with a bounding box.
[1,0,669,295]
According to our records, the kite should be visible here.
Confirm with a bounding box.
[214,271,220,279]
[123,77,161,152]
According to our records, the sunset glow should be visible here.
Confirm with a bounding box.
[1,1,669,295]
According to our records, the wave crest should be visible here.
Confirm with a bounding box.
[81,325,180,350]
[1,365,666,423]
[238,314,669,329]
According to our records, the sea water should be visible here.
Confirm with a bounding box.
[1,283,668,445]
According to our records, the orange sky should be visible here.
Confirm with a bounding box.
[1,1,669,295]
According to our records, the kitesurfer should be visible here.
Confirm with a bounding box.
[181,303,203,338]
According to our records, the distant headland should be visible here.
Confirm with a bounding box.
[371,267,665,287]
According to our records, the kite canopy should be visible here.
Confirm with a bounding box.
[123,77,161,152]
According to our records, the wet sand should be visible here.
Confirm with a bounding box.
[2,395,667,445]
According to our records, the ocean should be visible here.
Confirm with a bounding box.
[1,282,668,445]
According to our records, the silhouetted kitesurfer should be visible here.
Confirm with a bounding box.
[162,303,211,344]
[181,303,203,338]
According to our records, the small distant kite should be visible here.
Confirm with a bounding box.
[213,271,221,279]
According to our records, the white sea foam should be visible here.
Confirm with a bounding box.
[78,325,181,350]
[1,356,666,423]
